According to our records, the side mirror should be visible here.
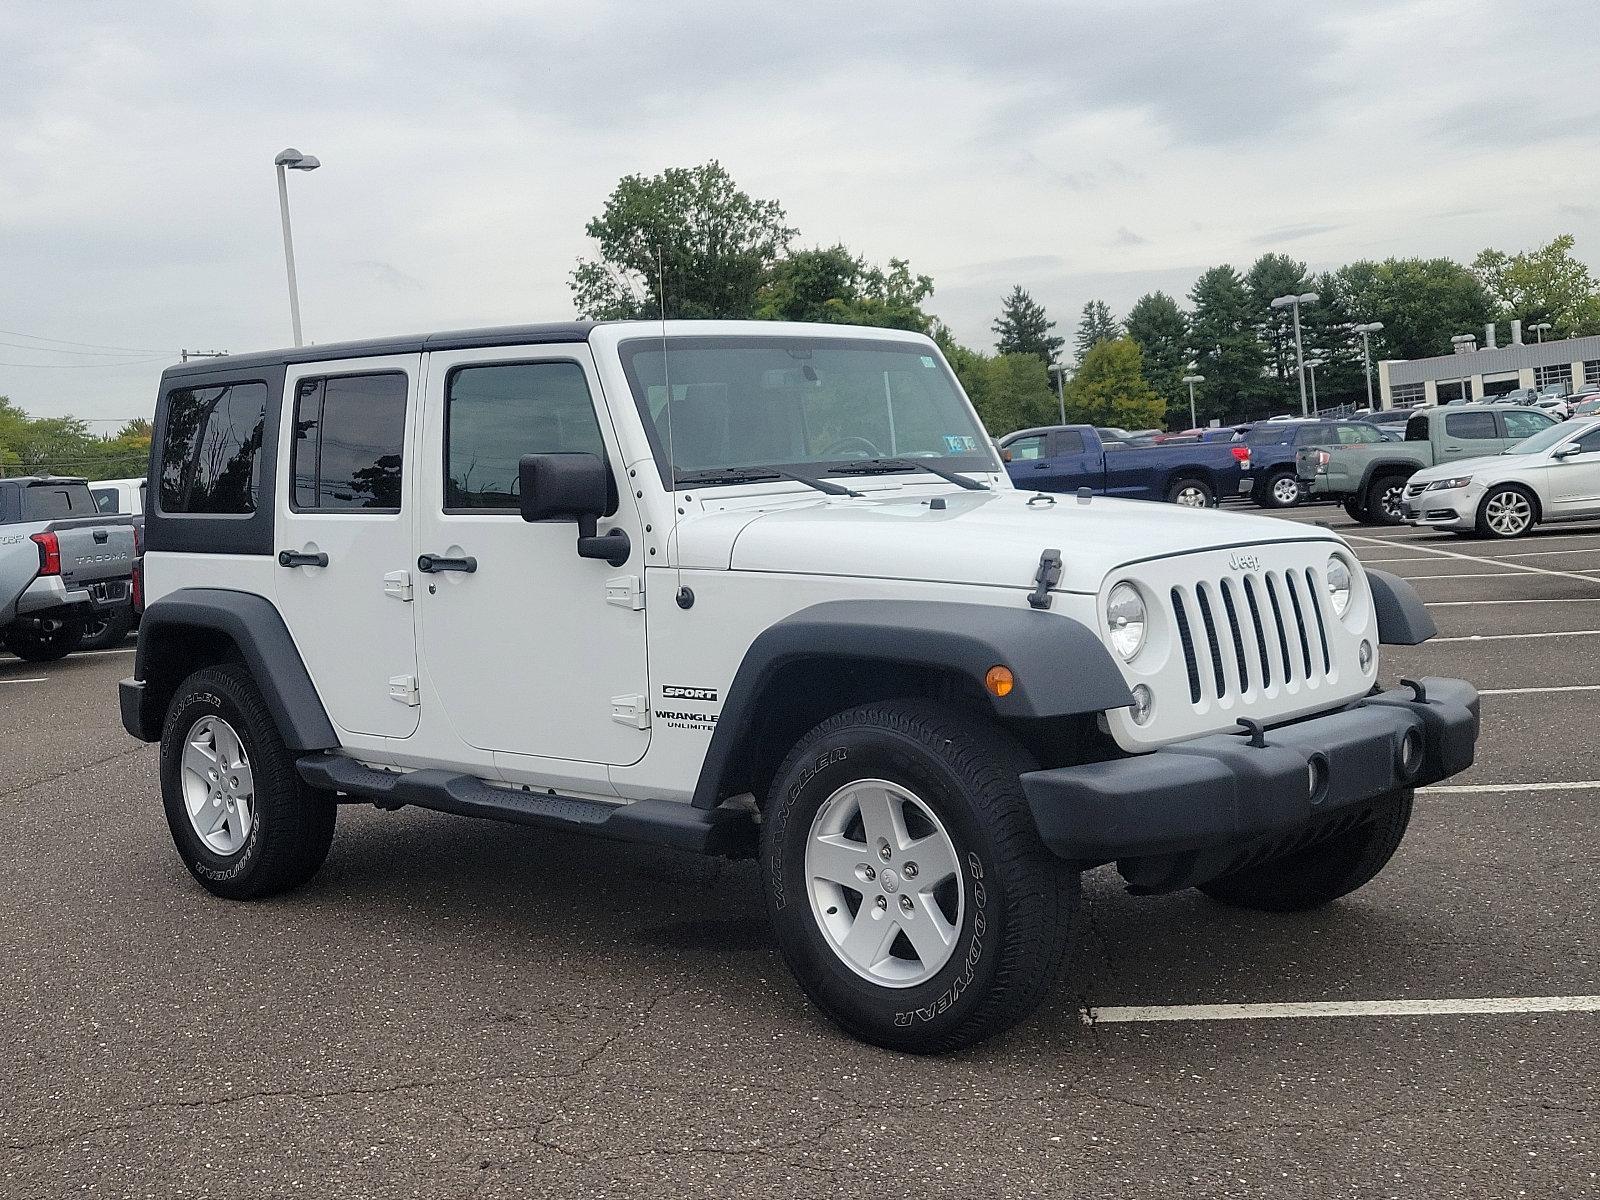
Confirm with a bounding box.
[1553,442,1583,459]
[518,453,630,566]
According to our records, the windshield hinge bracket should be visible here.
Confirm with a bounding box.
[1028,548,1063,610]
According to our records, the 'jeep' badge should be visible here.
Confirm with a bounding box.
[1228,553,1261,571]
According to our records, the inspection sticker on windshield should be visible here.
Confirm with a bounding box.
[944,435,978,452]
[920,355,937,368]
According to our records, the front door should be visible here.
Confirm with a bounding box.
[274,355,421,740]
[414,345,650,766]
[1547,427,1600,514]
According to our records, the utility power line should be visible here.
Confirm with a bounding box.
[0,328,173,354]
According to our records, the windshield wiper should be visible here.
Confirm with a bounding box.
[673,466,863,498]
[829,457,989,491]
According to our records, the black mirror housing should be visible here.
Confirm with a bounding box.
[518,452,630,567]
[519,453,610,524]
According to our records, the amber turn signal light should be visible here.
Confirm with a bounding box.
[984,665,1014,697]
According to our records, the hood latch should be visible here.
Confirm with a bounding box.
[1028,548,1063,610]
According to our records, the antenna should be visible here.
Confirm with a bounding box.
[658,246,689,607]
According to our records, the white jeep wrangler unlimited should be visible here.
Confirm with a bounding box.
[121,321,1478,1052]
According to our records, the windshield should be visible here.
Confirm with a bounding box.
[618,336,998,485]
[1504,420,1586,455]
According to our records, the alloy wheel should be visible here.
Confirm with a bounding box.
[1484,490,1533,537]
[179,715,255,855]
[1175,485,1210,508]
[1271,476,1302,506]
[804,779,964,988]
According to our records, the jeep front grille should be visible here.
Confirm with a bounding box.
[1169,568,1333,706]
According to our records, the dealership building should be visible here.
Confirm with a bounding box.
[1377,321,1600,408]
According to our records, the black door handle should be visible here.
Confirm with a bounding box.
[278,550,329,568]
[418,553,477,574]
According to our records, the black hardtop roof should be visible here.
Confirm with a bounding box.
[159,321,596,379]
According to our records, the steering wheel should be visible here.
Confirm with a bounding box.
[819,436,883,459]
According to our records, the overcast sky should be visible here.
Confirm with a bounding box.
[2,0,1597,423]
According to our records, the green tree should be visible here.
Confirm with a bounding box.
[1329,257,1496,361]
[1187,265,1271,423]
[569,161,797,320]
[973,353,1060,436]
[1124,292,1189,413]
[1073,300,1120,360]
[1246,252,1311,401]
[757,247,935,331]
[1063,338,1165,430]
[1472,234,1600,337]
[0,397,151,480]
[991,286,1065,367]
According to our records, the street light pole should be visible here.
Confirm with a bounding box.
[1053,365,1066,425]
[273,148,321,347]
[1181,373,1205,429]
[1270,292,1319,418]
[1354,321,1384,410]
[1305,357,1326,415]
[1530,322,1552,344]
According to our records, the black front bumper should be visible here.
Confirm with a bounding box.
[1021,677,1478,888]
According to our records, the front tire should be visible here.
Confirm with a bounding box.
[1168,477,1216,508]
[1476,485,1537,539]
[1342,497,1369,523]
[3,618,84,662]
[160,663,336,900]
[1198,790,1413,912]
[760,700,1080,1053]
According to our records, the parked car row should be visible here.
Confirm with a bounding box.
[998,424,1248,506]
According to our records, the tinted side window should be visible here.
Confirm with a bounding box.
[1338,424,1381,444]
[22,484,97,521]
[1502,409,1554,440]
[92,487,120,513]
[1573,428,1600,454]
[1006,435,1046,461]
[1053,430,1085,454]
[445,362,604,511]
[1445,412,1499,440]
[292,373,407,511]
[158,382,269,514]
[1404,415,1429,441]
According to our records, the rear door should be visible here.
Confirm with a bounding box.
[274,356,421,740]
[1439,410,1504,460]
[1002,433,1053,488]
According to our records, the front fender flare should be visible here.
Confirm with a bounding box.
[1365,569,1437,645]
[691,599,1133,809]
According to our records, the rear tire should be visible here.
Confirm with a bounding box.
[1256,470,1303,509]
[1475,485,1538,539]
[760,700,1080,1053]
[1342,497,1369,523]
[1362,474,1408,525]
[160,663,336,900]
[78,604,135,651]
[1198,790,1412,912]
[3,618,84,662]
[1168,477,1216,508]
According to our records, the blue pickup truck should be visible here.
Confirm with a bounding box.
[1236,418,1393,509]
[997,424,1249,506]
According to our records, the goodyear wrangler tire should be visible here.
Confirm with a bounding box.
[1198,789,1413,912]
[159,663,337,901]
[760,700,1080,1053]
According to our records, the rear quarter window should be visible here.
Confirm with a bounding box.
[1444,412,1499,440]
[157,381,269,514]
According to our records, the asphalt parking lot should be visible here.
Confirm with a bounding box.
[3,506,1597,1199]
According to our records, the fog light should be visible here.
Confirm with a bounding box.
[1129,684,1154,726]
[1359,640,1373,672]
[985,665,1014,697]
[1307,754,1329,803]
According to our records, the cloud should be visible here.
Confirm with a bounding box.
[1113,227,1149,247]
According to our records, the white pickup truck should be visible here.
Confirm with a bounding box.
[0,476,138,661]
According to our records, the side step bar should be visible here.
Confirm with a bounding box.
[296,753,755,857]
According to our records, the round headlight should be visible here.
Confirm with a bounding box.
[1106,583,1147,660]
[1326,556,1352,618]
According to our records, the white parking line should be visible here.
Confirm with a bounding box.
[1479,684,1600,696]
[1086,996,1600,1024]
[1362,547,1600,563]
[1344,532,1600,587]
[1420,780,1600,794]
[0,676,48,686]
[1428,598,1600,606]
[1403,571,1529,579]
[0,647,138,664]
[1431,628,1600,642]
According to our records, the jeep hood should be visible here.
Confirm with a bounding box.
[677,488,1341,594]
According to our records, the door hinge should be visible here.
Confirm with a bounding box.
[610,694,650,729]
[605,574,644,610]
[383,570,414,602]
[388,675,420,707]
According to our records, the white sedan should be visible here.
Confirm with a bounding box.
[1402,416,1600,538]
